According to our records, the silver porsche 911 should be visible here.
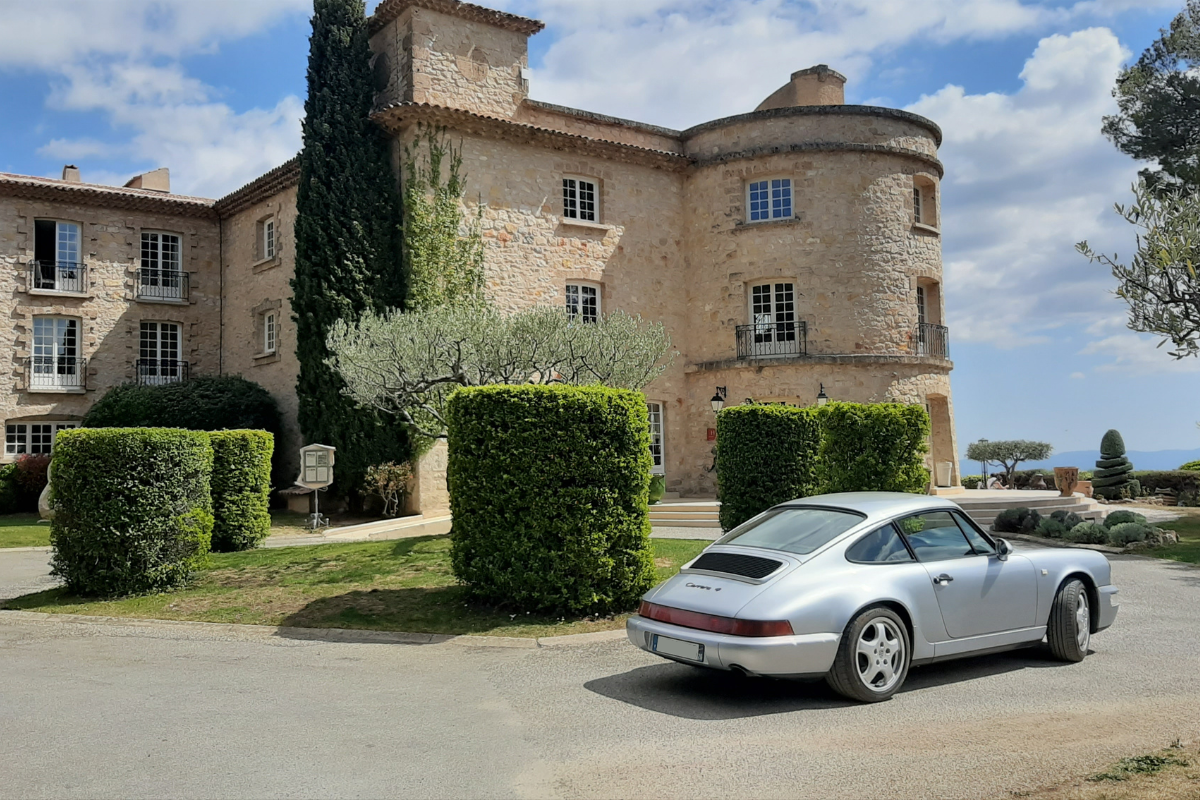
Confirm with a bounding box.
[627,492,1119,702]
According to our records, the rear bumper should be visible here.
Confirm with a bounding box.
[1095,585,1119,632]
[626,615,840,678]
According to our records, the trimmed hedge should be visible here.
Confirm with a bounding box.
[0,463,19,514]
[1103,509,1147,528]
[446,385,655,616]
[49,428,213,596]
[716,404,820,531]
[1130,470,1200,497]
[1063,521,1108,544]
[209,430,274,552]
[817,402,930,495]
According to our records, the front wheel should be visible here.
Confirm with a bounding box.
[1047,579,1090,662]
[826,605,911,703]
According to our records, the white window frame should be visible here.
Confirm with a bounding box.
[263,310,277,354]
[257,217,277,261]
[747,177,793,222]
[913,186,924,225]
[31,316,81,389]
[916,285,927,326]
[139,321,183,385]
[562,176,599,223]
[5,421,77,456]
[749,282,797,340]
[139,231,184,300]
[565,282,600,323]
[32,220,83,292]
[647,402,665,475]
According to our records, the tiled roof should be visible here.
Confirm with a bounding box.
[214,156,301,216]
[369,0,545,35]
[0,172,217,218]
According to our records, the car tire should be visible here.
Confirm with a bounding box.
[1047,578,1090,662]
[826,605,911,703]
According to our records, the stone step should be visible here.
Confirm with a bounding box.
[954,495,1094,510]
[650,518,723,528]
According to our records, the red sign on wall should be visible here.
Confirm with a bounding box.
[706,428,717,441]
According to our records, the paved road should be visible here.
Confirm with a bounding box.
[2,548,1199,799]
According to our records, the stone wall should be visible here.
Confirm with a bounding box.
[0,195,220,462]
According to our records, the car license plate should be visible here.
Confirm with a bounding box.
[652,634,704,662]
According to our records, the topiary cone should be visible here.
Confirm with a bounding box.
[1100,429,1126,460]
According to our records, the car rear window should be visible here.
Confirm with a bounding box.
[716,507,865,555]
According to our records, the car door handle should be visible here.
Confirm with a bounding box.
[933,574,954,585]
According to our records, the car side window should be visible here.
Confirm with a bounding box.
[896,511,975,562]
[952,511,997,555]
[846,523,914,563]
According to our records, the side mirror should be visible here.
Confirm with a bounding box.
[995,538,1012,561]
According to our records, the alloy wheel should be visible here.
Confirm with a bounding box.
[1076,590,1090,654]
[856,618,905,693]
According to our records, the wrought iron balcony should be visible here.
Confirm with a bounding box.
[29,260,86,294]
[25,356,86,391]
[736,320,808,359]
[135,358,188,386]
[136,268,189,302]
[915,322,949,359]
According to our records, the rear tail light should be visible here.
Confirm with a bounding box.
[638,601,793,637]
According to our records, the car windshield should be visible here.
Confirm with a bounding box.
[716,507,865,555]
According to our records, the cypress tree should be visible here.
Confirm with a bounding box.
[292,0,408,499]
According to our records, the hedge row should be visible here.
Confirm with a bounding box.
[48,428,274,597]
[715,401,930,530]
[446,385,655,617]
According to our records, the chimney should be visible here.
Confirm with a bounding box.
[755,65,847,112]
[61,165,81,183]
[124,167,170,193]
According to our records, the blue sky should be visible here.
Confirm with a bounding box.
[1,0,1195,460]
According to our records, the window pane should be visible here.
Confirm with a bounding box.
[847,523,913,563]
[30,424,53,454]
[162,234,181,271]
[954,512,996,554]
[647,402,664,472]
[580,285,597,323]
[578,179,597,222]
[748,180,769,221]
[565,284,579,319]
[5,424,27,454]
[717,507,865,555]
[562,178,578,219]
[898,511,976,561]
[57,222,80,264]
[771,178,792,219]
[913,186,923,223]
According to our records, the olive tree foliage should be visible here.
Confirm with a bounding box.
[1078,180,1200,359]
[965,440,1053,486]
[402,126,484,312]
[327,302,675,440]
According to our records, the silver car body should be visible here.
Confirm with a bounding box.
[627,492,1119,677]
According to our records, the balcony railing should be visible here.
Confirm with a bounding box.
[736,320,808,359]
[135,358,189,386]
[137,268,189,302]
[25,356,86,391]
[29,260,86,294]
[916,323,949,359]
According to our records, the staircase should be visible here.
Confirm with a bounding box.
[951,490,1106,529]
[648,499,721,528]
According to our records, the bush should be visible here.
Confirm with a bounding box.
[961,474,983,489]
[1180,460,1200,471]
[1104,509,1148,529]
[1037,518,1068,538]
[1063,521,1108,544]
[83,376,284,485]
[994,507,1037,533]
[648,474,665,505]
[1107,522,1151,546]
[49,428,213,596]
[1093,429,1137,500]
[1129,470,1200,500]
[1050,509,1084,530]
[0,463,19,514]
[363,461,413,518]
[446,385,655,616]
[816,402,930,495]
[209,430,273,552]
[1020,509,1043,534]
[716,404,820,531]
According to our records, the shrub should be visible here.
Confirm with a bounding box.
[1093,429,1137,500]
[1104,509,1148,529]
[49,428,213,596]
[362,461,413,518]
[1180,460,1200,471]
[1107,522,1151,546]
[1050,509,1084,530]
[83,376,284,485]
[1037,518,1068,538]
[994,507,1040,533]
[816,402,930,494]
[716,404,820,531]
[14,454,51,503]
[1063,521,1108,544]
[446,385,655,616]
[1019,509,1043,534]
[648,474,665,505]
[1129,470,1200,500]
[0,463,19,514]
[961,474,983,489]
[209,430,273,552]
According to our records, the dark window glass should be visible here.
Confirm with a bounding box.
[953,511,996,554]
[34,219,55,263]
[897,511,975,562]
[716,507,864,555]
[846,523,913,563]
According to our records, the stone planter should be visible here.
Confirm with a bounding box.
[1054,466,1079,497]
[935,461,954,488]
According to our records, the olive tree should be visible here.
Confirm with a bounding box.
[965,439,1053,487]
[327,302,674,440]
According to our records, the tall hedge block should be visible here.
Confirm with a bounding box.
[49,428,214,597]
[716,404,820,531]
[446,384,655,616]
[817,402,931,494]
[210,430,274,552]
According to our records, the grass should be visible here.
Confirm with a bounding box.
[1150,510,1200,565]
[0,514,49,548]
[1019,742,1199,799]
[1,536,710,638]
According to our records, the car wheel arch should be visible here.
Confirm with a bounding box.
[849,599,915,645]
[1056,571,1099,633]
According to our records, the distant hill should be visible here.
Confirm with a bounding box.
[960,448,1200,476]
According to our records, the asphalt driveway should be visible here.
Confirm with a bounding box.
[1,548,1198,799]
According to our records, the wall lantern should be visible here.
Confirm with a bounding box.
[816,383,829,406]
[710,386,727,413]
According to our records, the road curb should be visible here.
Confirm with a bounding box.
[0,608,629,648]
[0,546,52,554]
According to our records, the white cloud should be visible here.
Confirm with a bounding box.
[1070,371,1086,379]
[1079,333,1200,375]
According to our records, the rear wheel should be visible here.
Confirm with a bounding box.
[1047,579,1090,662]
[826,605,911,703]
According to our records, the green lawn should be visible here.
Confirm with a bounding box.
[2,536,710,638]
[0,514,49,548]
[1154,512,1200,565]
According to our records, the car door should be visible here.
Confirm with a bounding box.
[897,510,1037,638]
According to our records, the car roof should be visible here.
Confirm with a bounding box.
[776,492,957,523]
